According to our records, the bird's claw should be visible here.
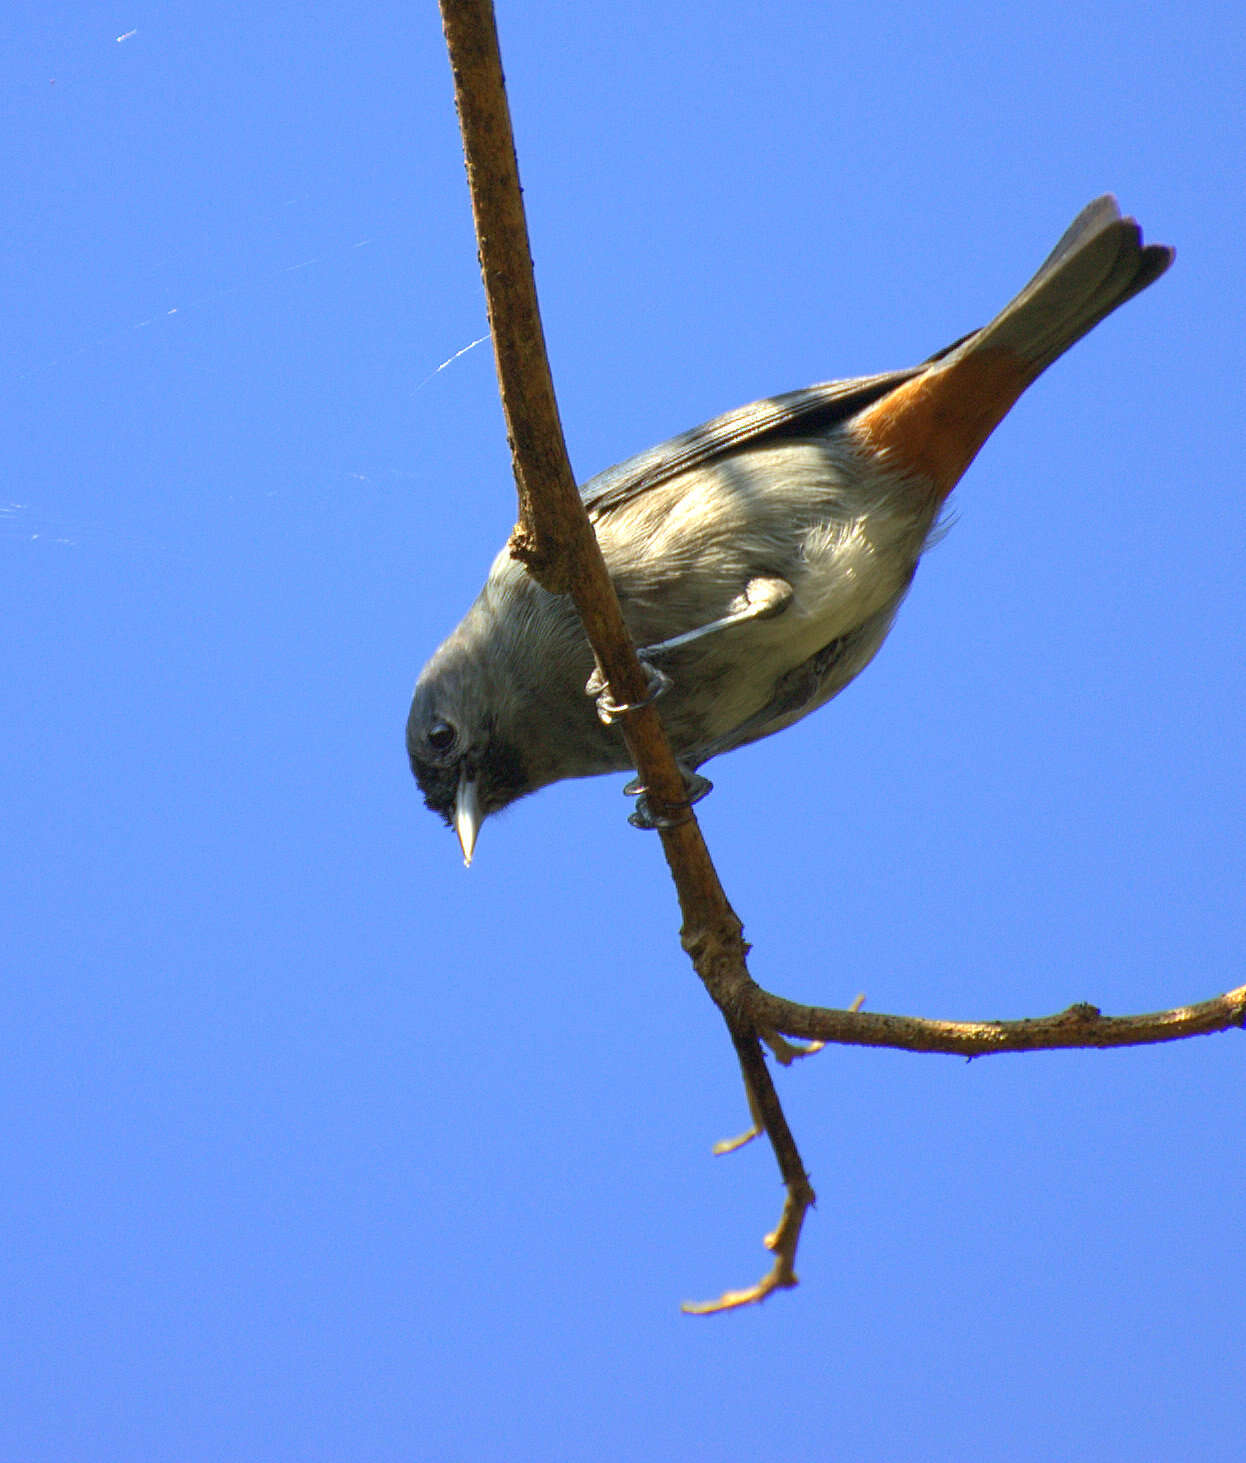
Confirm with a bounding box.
[625,768,713,829]
[588,659,671,725]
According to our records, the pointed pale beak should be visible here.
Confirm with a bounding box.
[454,770,481,867]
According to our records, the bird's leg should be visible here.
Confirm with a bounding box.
[586,578,789,829]
[637,574,793,656]
[586,574,792,720]
[615,576,790,828]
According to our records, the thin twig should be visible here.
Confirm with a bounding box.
[749,982,1246,1055]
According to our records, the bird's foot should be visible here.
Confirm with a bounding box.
[625,767,713,829]
[586,659,671,725]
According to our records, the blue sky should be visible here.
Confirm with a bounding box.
[4,3,1243,1460]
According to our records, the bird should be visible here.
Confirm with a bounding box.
[408,196,1173,864]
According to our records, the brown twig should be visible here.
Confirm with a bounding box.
[749,982,1246,1054]
[435,0,1241,1313]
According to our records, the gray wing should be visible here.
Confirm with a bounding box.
[580,366,930,521]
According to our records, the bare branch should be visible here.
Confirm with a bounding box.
[436,0,575,589]
[749,982,1246,1055]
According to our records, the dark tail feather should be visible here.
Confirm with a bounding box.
[952,196,1173,378]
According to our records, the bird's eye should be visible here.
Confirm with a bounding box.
[427,720,457,752]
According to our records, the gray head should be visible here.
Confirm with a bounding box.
[406,628,533,865]
[407,556,623,863]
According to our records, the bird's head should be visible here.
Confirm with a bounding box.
[408,555,624,863]
[406,647,533,865]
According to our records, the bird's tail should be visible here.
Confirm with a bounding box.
[852,197,1172,499]
[947,195,1173,377]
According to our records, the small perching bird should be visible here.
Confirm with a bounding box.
[407,197,1172,863]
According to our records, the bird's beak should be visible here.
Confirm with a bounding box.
[455,771,481,867]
